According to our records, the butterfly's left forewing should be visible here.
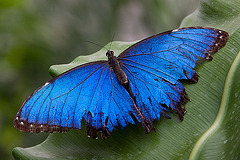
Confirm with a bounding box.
[14,61,138,138]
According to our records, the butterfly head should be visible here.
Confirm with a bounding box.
[106,50,114,58]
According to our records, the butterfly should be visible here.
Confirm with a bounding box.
[14,27,228,139]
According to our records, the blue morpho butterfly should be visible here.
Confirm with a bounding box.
[14,27,228,139]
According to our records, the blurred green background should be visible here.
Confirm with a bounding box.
[0,0,199,159]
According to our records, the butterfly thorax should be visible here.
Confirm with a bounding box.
[106,50,128,85]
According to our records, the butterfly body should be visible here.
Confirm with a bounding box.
[107,50,128,85]
[14,27,228,139]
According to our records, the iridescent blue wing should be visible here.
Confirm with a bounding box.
[14,27,228,139]
[14,61,143,139]
[118,27,228,122]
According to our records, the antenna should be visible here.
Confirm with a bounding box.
[86,40,108,51]
[109,32,115,51]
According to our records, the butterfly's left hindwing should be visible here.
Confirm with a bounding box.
[14,61,139,138]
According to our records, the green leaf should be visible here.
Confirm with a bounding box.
[48,41,137,77]
[12,0,240,159]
